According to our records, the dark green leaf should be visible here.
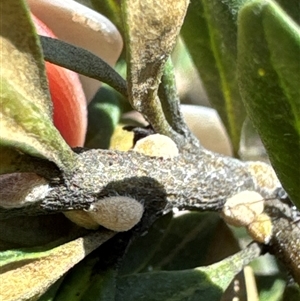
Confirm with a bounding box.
[158,57,197,143]
[120,212,174,275]
[37,277,65,301]
[119,212,251,300]
[237,0,300,206]
[275,0,300,25]
[0,214,77,249]
[117,269,223,301]
[116,243,261,301]
[0,146,56,175]
[120,212,240,274]
[282,283,300,301]
[52,231,134,301]
[256,275,286,301]
[53,256,117,301]
[181,0,248,154]
[40,36,128,98]
[142,213,238,271]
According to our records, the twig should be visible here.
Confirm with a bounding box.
[0,148,279,218]
[265,198,300,284]
[1,148,299,282]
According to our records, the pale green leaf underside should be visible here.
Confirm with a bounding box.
[0,78,75,171]
[0,0,75,172]
[0,231,115,301]
[122,0,190,144]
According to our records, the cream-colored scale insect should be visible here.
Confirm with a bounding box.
[64,197,144,232]
[64,134,177,231]
[221,190,273,243]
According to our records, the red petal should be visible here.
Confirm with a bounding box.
[32,14,87,147]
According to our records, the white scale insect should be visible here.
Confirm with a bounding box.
[221,190,273,243]
[221,189,299,244]
[64,196,144,232]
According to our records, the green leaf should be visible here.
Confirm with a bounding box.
[49,231,135,301]
[237,0,300,206]
[158,57,197,144]
[53,255,117,301]
[45,213,256,301]
[256,275,286,301]
[119,212,174,275]
[120,212,240,274]
[0,248,49,268]
[116,243,261,301]
[0,214,80,248]
[0,231,115,301]
[40,36,128,98]
[122,0,189,143]
[181,0,248,155]
[0,0,75,173]
[144,213,239,271]
[119,212,251,300]
[85,85,121,149]
[275,0,300,25]
[117,269,223,301]
[282,283,300,301]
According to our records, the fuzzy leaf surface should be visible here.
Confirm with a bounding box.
[0,0,75,173]
[0,231,114,301]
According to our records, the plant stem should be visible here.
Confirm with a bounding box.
[158,57,199,146]
[1,147,299,282]
[265,198,300,284]
[0,148,280,218]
